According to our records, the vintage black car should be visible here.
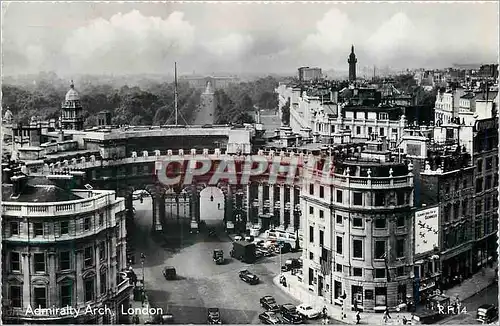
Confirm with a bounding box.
[239,270,259,285]
[477,304,498,324]
[207,308,222,324]
[260,296,280,312]
[258,311,281,324]
[163,266,176,280]
[213,249,224,265]
[282,311,303,324]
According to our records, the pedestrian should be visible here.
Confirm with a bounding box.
[402,316,408,325]
[384,308,391,322]
[356,311,360,324]
[133,315,140,324]
[354,299,358,312]
[322,306,328,319]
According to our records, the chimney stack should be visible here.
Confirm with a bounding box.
[11,174,28,198]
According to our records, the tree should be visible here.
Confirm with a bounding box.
[281,100,291,126]
[235,112,255,124]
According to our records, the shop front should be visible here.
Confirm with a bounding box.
[441,247,472,289]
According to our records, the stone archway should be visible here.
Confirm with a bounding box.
[199,186,225,228]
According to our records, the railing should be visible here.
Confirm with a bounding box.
[2,191,116,217]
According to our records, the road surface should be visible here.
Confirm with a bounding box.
[129,198,312,324]
[440,283,498,324]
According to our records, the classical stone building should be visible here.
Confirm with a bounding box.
[1,173,132,324]
[301,137,415,311]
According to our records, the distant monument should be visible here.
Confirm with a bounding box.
[348,45,357,82]
[195,81,216,125]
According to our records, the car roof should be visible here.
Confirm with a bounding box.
[283,303,295,308]
[479,304,495,309]
[263,295,274,299]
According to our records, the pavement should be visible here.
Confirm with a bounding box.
[277,257,497,325]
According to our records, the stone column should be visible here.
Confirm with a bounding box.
[269,184,275,227]
[48,251,57,305]
[279,185,286,228]
[96,244,101,298]
[190,186,199,232]
[75,250,84,305]
[258,184,264,215]
[22,253,31,310]
[289,187,295,233]
[246,184,252,229]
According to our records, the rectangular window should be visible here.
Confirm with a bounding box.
[10,252,20,272]
[397,215,405,227]
[309,206,314,214]
[462,200,468,216]
[396,239,405,258]
[319,210,324,219]
[319,230,324,247]
[485,176,492,190]
[353,268,363,277]
[34,253,45,273]
[309,226,314,243]
[379,113,388,120]
[365,289,374,300]
[84,278,94,302]
[309,251,314,260]
[99,213,104,226]
[84,247,94,268]
[336,214,342,224]
[309,184,314,195]
[374,218,386,229]
[60,221,69,235]
[397,266,405,277]
[336,264,342,272]
[396,192,405,206]
[356,126,361,135]
[84,218,91,231]
[368,127,373,135]
[353,192,362,206]
[352,217,363,228]
[375,240,386,259]
[336,190,343,203]
[486,157,493,170]
[60,283,72,307]
[10,222,19,235]
[60,251,71,271]
[99,242,106,260]
[475,200,482,215]
[319,186,325,198]
[476,178,483,193]
[34,223,44,236]
[379,128,385,136]
[10,285,22,308]
[309,268,314,285]
[375,268,386,279]
[100,271,107,295]
[336,236,343,254]
[34,287,47,308]
[353,239,363,258]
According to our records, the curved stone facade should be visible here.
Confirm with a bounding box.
[2,188,132,324]
[301,159,415,312]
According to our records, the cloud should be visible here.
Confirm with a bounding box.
[203,33,253,58]
[301,8,351,54]
[366,12,436,64]
[62,10,195,73]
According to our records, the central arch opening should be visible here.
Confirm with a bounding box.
[199,186,225,229]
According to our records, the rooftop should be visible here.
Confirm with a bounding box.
[2,177,82,203]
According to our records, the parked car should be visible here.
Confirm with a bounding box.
[257,248,274,257]
[477,304,498,324]
[239,270,260,285]
[260,296,280,312]
[280,303,298,315]
[285,258,302,270]
[207,308,222,324]
[245,235,255,242]
[162,266,177,280]
[274,242,292,254]
[282,311,303,324]
[234,235,243,241]
[258,312,281,324]
[296,304,321,319]
[254,239,265,246]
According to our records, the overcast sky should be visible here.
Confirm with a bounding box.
[2,1,498,76]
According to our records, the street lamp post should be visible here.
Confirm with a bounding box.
[279,245,283,276]
[140,253,146,289]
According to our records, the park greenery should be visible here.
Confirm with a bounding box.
[2,73,281,127]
